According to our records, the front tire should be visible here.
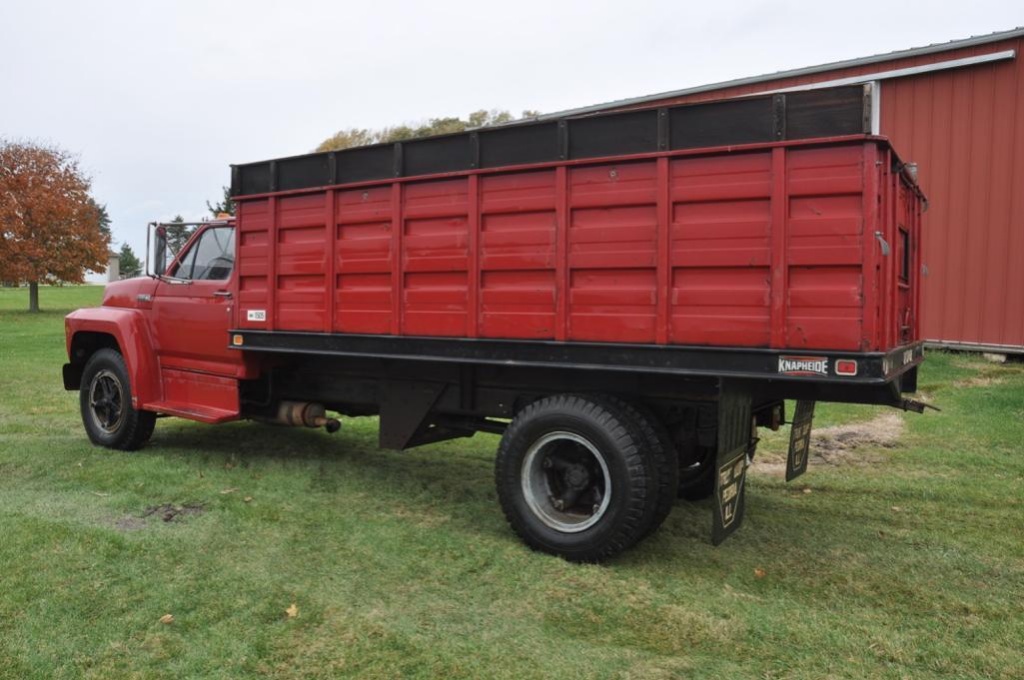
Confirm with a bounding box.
[495,394,660,562]
[79,348,156,450]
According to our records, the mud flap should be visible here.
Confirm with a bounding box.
[378,381,446,450]
[785,400,816,482]
[712,383,754,545]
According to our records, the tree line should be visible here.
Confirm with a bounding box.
[316,109,538,151]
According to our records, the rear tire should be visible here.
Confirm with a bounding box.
[79,349,156,451]
[495,394,659,562]
[591,396,678,537]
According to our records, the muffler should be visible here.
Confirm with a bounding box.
[274,401,341,433]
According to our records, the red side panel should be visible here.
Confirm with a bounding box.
[401,179,470,337]
[236,198,272,330]
[479,170,557,339]
[567,162,658,343]
[235,139,921,353]
[335,185,393,334]
[785,145,866,350]
[276,194,328,331]
[669,152,772,347]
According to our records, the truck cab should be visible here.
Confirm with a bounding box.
[64,218,248,451]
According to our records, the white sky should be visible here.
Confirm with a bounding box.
[1,0,1022,274]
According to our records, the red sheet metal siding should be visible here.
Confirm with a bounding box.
[607,38,1024,349]
[335,185,393,335]
[479,170,557,339]
[234,139,919,353]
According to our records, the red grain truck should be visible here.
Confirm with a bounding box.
[63,84,927,561]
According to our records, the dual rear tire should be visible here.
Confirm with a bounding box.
[495,394,679,562]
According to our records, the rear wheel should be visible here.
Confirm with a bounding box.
[495,394,660,562]
[592,396,678,537]
[80,349,156,450]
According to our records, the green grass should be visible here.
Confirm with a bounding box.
[1,285,1022,679]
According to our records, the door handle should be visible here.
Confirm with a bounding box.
[213,290,233,298]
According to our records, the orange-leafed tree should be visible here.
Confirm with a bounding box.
[0,140,110,311]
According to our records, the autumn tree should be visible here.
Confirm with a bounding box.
[316,109,540,152]
[118,243,142,278]
[0,140,110,312]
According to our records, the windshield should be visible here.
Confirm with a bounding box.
[169,226,236,280]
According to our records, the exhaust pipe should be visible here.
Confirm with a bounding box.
[274,401,341,433]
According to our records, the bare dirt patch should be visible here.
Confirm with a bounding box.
[755,413,904,476]
[112,503,205,532]
[810,413,904,463]
[143,503,205,523]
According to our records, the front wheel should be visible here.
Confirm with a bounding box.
[495,395,660,562]
[79,348,156,450]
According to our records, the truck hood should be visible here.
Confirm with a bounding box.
[102,277,159,309]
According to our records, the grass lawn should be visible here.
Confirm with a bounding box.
[1,285,1022,679]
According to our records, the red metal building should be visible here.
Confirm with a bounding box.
[541,28,1024,353]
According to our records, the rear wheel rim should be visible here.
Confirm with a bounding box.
[521,431,612,533]
[88,369,126,434]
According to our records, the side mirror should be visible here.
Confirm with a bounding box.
[147,223,169,278]
[154,225,168,277]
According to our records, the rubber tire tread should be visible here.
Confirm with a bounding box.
[80,348,156,451]
[592,396,679,537]
[495,394,656,562]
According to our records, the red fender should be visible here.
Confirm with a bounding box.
[65,307,162,409]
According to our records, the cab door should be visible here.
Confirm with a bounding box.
[151,225,242,377]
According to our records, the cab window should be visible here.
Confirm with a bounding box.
[172,227,235,280]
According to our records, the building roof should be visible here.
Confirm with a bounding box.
[532,26,1024,121]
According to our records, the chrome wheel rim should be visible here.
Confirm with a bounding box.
[89,369,126,434]
[521,431,611,533]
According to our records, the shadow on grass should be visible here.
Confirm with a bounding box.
[131,416,919,567]
[132,417,737,561]
[139,417,505,525]
[146,417,373,461]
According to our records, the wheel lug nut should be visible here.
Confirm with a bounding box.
[542,458,553,469]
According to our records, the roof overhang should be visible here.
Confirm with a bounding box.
[763,50,1016,93]
[531,27,1023,121]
